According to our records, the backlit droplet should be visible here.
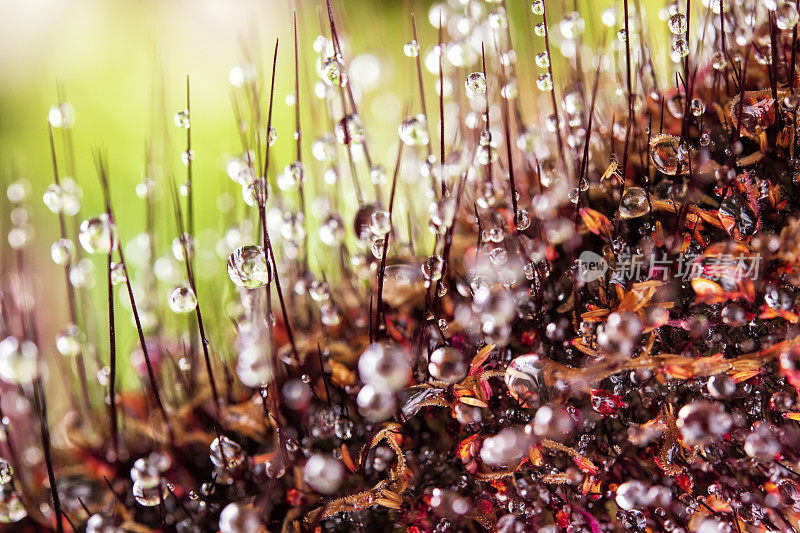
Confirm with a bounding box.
[357,384,395,422]
[110,262,127,285]
[505,354,547,408]
[43,184,63,213]
[174,109,190,129]
[55,324,82,357]
[399,114,429,146]
[210,436,246,470]
[619,187,650,219]
[777,1,799,29]
[428,346,467,383]
[536,72,553,91]
[303,454,344,495]
[531,0,544,15]
[334,114,365,145]
[79,215,118,255]
[0,459,12,484]
[48,102,75,129]
[219,503,260,533]
[132,480,168,507]
[712,51,727,70]
[403,40,420,57]
[227,245,271,289]
[422,254,444,281]
[319,214,345,246]
[649,134,681,175]
[465,72,486,98]
[321,56,346,87]
[358,342,411,391]
[369,210,391,236]
[0,337,38,384]
[534,51,550,68]
[51,238,75,266]
[668,13,687,34]
[670,39,690,61]
[168,282,197,313]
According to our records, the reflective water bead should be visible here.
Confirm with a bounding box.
[357,384,395,422]
[369,165,387,185]
[219,503,260,533]
[79,214,118,255]
[227,245,271,289]
[712,51,727,70]
[42,184,64,213]
[536,72,553,91]
[422,254,444,281]
[777,1,799,29]
[319,214,345,246]
[110,262,127,285]
[370,237,385,259]
[132,480,168,507]
[0,337,38,384]
[210,436,246,470]
[369,210,391,236]
[690,98,706,117]
[0,487,26,522]
[280,212,306,242]
[321,56,346,87]
[51,238,75,266]
[428,346,467,383]
[358,342,411,392]
[48,102,75,129]
[334,114,365,145]
[399,114,429,146]
[619,187,650,219]
[173,109,190,129]
[534,21,546,37]
[303,454,344,495]
[55,324,82,357]
[670,39,690,61]
[504,354,547,408]
[464,72,486,98]
[167,282,197,313]
[531,0,544,15]
[534,51,550,68]
[668,13,687,34]
[403,40,420,57]
[0,459,12,484]
[181,149,194,166]
[649,133,681,175]
[278,161,305,190]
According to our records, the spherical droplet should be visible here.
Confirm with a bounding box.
[227,245,271,289]
[0,337,38,384]
[210,436,246,470]
[536,72,553,91]
[465,72,486,99]
[403,40,420,57]
[168,282,197,313]
[399,114,429,146]
[668,13,687,34]
[505,354,547,408]
[173,109,190,129]
[369,210,391,236]
[428,346,467,383]
[777,1,799,30]
[649,133,681,175]
[79,215,118,255]
[55,324,82,357]
[132,480,168,507]
[51,238,75,266]
[219,503,260,533]
[619,187,650,219]
[303,454,344,495]
[422,255,444,281]
[357,384,395,422]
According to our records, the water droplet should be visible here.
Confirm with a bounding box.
[51,238,75,266]
[357,384,395,421]
[403,40,420,57]
[422,254,444,281]
[369,210,391,236]
[668,13,687,34]
[79,215,118,255]
[227,245,271,289]
[303,454,344,495]
[173,109,190,129]
[399,114,429,146]
[649,133,681,175]
[534,51,550,68]
[321,56,346,87]
[358,342,410,391]
[531,0,544,15]
[210,436,246,470]
[48,102,75,129]
[505,354,547,408]
[168,282,197,313]
[132,480,168,507]
[536,72,553,91]
[619,187,650,219]
[428,346,467,383]
[55,324,82,357]
[465,72,486,98]
[777,1,799,29]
